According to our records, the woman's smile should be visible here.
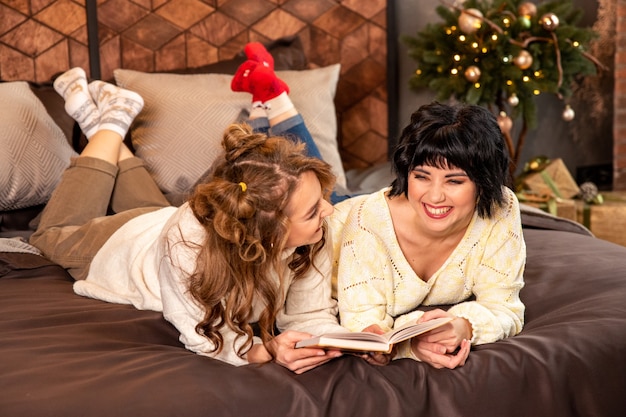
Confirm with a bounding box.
[423,203,453,218]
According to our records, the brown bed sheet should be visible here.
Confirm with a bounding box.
[1,227,625,417]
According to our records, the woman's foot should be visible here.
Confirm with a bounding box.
[53,67,100,139]
[88,80,144,139]
[231,60,289,104]
[244,42,274,69]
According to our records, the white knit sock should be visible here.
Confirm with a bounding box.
[264,92,295,120]
[53,67,100,139]
[249,101,267,119]
[88,80,144,139]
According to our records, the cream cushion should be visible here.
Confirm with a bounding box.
[114,65,345,195]
[0,81,76,210]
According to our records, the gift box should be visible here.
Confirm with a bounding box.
[518,193,577,221]
[575,192,626,247]
[518,158,580,199]
[527,199,577,221]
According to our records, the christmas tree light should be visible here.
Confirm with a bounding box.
[403,0,604,168]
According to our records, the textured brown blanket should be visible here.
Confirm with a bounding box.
[1,225,625,417]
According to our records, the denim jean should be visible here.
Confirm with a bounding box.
[247,114,323,160]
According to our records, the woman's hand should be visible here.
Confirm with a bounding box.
[248,330,343,374]
[358,324,394,366]
[410,309,472,369]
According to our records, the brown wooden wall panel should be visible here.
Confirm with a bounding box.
[0,0,389,170]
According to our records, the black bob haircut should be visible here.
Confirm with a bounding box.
[389,102,512,218]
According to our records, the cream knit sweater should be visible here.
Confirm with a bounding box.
[328,187,525,360]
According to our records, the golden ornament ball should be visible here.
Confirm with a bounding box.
[513,50,533,70]
[562,105,575,121]
[540,13,560,31]
[497,112,513,134]
[518,2,537,18]
[458,8,483,34]
[464,65,481,82]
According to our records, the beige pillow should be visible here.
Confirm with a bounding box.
[0,81,77,211]
[114,65,345,195]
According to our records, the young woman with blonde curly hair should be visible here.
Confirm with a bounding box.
[30,63,346,373]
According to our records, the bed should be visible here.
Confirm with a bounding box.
[2,9,626,417]
[2,210,625,416]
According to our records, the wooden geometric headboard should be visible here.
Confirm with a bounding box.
[0,0,398,171]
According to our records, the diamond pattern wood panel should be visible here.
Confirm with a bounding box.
[0,0,388,170]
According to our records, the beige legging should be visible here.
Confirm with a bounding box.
[29,156,170,280]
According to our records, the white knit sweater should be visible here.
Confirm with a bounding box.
[328,187,526,360]
[74,203,346,366]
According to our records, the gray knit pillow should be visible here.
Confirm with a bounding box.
[113,65,344,195]
[0,82,77,211]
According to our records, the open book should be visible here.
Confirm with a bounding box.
[295,317,453,353]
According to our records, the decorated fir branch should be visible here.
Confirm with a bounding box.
[403,0,604,170]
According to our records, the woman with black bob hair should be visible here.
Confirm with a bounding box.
[331,101,526,370]
[389,102,512,218]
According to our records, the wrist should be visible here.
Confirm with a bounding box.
[459,317,473,341]
[246,343,273,364]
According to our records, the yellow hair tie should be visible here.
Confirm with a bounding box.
[238,182,247,192]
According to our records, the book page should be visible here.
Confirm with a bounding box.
[385,317,454,344]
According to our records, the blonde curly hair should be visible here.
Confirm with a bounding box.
[186,123,335,358]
